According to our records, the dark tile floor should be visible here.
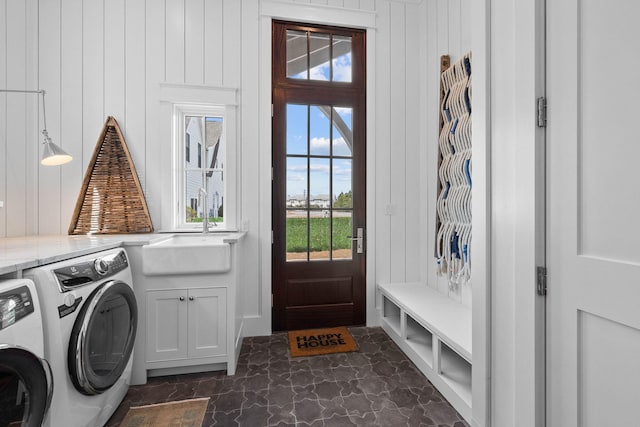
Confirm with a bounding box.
[106,327,469,427]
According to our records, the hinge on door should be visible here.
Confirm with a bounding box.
[271,166,274,181]
[271,104,274,117]
[271,230,274,245]
[271,294,274,307]
[537,97,547,128]
[536,266,547,296]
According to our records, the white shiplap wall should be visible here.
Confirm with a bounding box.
[0,0,471,318]
[373,0,473,307]
[0,0,38,237]
[0,0,242,238]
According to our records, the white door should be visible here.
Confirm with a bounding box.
[546,1,640,426]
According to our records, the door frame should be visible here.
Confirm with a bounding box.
[270,20,368,330]
[471,1,492,425]
[488,0,547,425]
[257,2,377,333]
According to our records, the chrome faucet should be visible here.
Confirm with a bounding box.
[198,187,209,234]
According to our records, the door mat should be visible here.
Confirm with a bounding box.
[288,326,358,357]
[119,397,209,427]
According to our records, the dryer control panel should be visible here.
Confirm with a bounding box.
[0,285,35,331]
[53,249,129,292]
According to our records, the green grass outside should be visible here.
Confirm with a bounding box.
[189,217,224,223]
[287,217,352,252]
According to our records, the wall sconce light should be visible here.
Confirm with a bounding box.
[0,89,73,166]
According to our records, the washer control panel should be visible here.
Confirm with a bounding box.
[0,285,34,330]
[53,249,129,292]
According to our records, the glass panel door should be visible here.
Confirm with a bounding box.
[273,21,366,331]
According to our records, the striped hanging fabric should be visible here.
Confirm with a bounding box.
[435,52,472,291]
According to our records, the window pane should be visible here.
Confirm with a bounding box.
[287,210,308,261]
[332,107,353,157]
[310,210,330,260]
[309,33,331,81]
[205,117,223,169]
[310,105,330,156]
[185,116,202,170]
[286,157,307,208]
[205,171,224,222]
[185,170,203,223]
[332,159,352,208]
[177,106,228,230]
[333,211,352,260]
[286,30,308,79]
[309,158,330,208]
[332,35,352,82]
[287,104,308,155]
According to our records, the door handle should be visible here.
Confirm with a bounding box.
[350,227,364,254]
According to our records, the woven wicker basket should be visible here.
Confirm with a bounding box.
[68,116,153,234]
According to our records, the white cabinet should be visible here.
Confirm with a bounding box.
[378,282,472,423]
[126,234,245,385]
[146,287,227,363]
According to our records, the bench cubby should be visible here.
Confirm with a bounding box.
[378,282,472,422]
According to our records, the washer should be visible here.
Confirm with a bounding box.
[25,248,137,427]
[0,278,53,427]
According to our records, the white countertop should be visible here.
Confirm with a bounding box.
[0,232,246,275]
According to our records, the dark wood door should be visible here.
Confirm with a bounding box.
[272,21,366,331]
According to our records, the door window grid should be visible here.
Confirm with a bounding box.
[286,30,353,83]
[286,104,353,262]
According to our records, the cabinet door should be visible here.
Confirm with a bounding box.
[188,288,227,359]
[146,289,188,362]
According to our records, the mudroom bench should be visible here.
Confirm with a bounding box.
[377,282,472,422]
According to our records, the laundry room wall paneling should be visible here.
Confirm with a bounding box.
[0,0,38,237]
[0,0,472,332]
[0,0,241,237]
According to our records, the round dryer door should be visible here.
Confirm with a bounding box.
[68,280,137,395]
[0,347,52,427]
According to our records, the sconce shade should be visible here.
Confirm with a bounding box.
[41,140,73,166]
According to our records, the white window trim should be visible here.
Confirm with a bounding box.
[172,103,237,231]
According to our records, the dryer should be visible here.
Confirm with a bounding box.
[25,248,137,427]
[0,278,53,427]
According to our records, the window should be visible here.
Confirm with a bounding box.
[173,104,235,230]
